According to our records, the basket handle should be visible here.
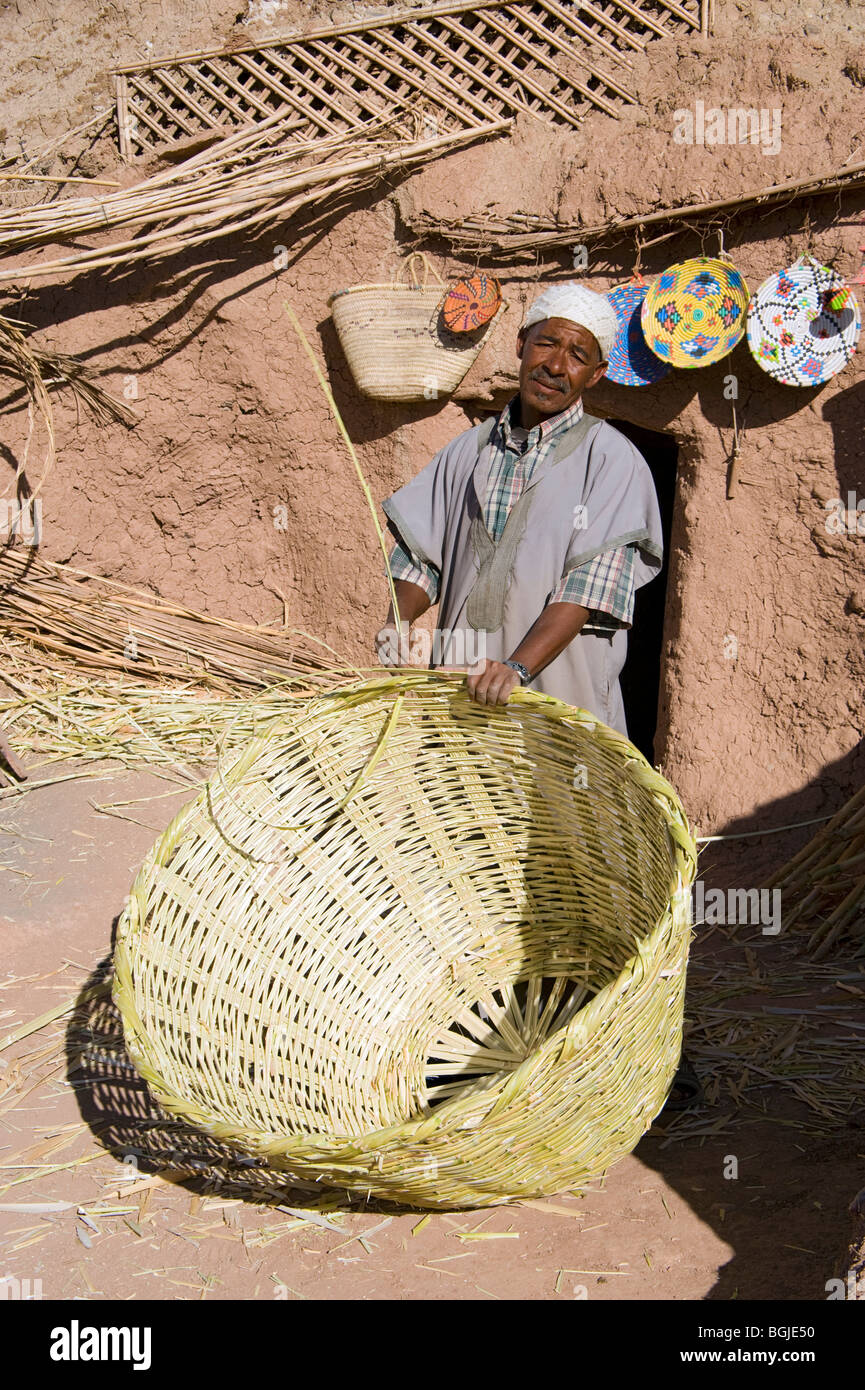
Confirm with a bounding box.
[396,252,444,289]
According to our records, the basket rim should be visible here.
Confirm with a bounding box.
[328,284,448,306]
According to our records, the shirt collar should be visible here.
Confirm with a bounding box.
[499,393,584,452]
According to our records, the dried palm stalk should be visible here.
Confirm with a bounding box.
[24,344,138,428]
[0,313,138,502]
[0,313,55,500]
[0,110,509,285]
[0,548,354,692]
[764,782,865,958]
[404,156,865,259]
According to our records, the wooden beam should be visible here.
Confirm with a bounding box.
[114,75,133,161]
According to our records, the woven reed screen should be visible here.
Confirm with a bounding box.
[114,674,697,1208]
[113,0,710,159]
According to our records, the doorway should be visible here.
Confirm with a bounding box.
[607,419,678,766]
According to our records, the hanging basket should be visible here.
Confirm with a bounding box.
[328,254,504,402]
[606,280,672,386]
[641,255,750,367]
[746,256,861,386]
[113,673,696,1210]
[442,273,503,332]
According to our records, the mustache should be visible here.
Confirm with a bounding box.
[531,367,566,390]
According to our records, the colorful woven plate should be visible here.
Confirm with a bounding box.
[641,256,750,368]
[442,274,502,332]
[746,257,861,386]
[606,282,672,385]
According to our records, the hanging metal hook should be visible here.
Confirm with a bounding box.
[632,231,645,284]
[726,360,745,499]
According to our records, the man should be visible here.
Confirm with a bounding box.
[376,282,664,737]
[374,284,702,1110]
[374,284,703,1109]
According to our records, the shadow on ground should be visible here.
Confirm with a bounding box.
[66,934,341,1216]
[65,749,865,1296]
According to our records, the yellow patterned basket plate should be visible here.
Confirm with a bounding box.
[113,674,697,1209]
[641,256,750,368]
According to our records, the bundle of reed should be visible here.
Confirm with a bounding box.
[0,313,137,501]
[404,154,865,259]
[0,548,354,693]
[0,312,54,500]
[0,109,509,285]
[764,783,865,959]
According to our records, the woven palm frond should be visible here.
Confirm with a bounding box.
[114,672,696,1209]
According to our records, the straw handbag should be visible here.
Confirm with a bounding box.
[328,253,504,402]
[114,673,696,1209]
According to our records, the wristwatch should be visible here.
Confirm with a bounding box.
[503,659,533,685]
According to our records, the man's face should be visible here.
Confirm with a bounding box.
[517,317,608,423]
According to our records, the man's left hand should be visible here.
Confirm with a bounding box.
[466,659,522,706]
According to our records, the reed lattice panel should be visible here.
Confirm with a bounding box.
[113,0,710,159]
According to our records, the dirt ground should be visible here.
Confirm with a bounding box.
[1,752,863,1303]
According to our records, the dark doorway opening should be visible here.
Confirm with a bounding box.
[607,419,678,766]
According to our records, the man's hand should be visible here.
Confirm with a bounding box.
[466,659,522,706]
[376,579,433,667]
[374,623,413,667]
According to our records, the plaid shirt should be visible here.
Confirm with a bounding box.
[388,396,636,631]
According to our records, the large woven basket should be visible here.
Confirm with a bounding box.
[114,674,696,1209]
[328,253,504,401]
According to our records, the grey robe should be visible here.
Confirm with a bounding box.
[382,414,663,737]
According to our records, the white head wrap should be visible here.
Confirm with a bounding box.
[521,283,619,362]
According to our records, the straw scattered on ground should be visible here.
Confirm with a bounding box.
[1,877,863,1296]
[1,922,863,1209]
[658,930,865,1145]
